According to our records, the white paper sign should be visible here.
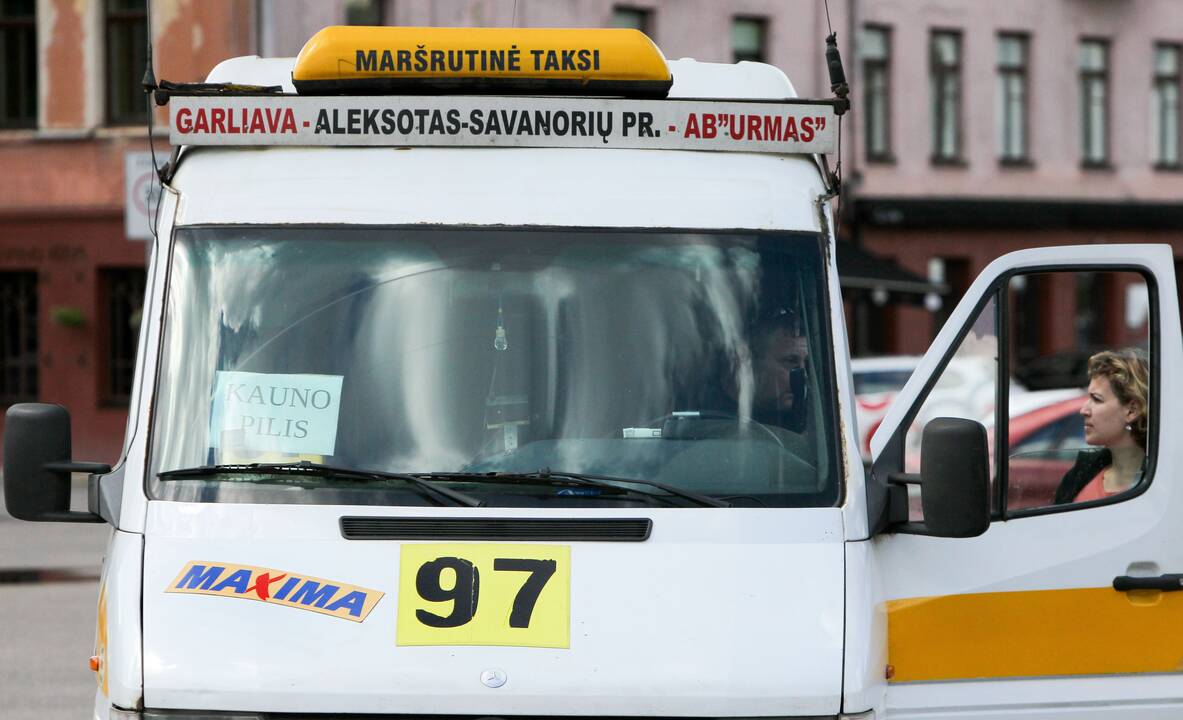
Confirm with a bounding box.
[169,95,837,154]
[209,371,344,456]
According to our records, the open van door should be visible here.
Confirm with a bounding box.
[871,245,1183,719]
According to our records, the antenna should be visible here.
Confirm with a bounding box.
[820,0,848,214]
[821,0,849,113]
[141,0,162,239]
[825,34,849,106]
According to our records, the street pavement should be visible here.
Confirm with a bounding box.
[0,483,109,719]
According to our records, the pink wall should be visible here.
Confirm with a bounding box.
[260,0,835,98]
[0,0,255,463]
[261,0,1183,204]
[850,0,1183,203]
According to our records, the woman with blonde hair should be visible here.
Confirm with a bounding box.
[1053,348,1149,504]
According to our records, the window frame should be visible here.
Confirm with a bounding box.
[873,264,1161,535]
[731,16,767,64]
[929,28,964,165]
[862,24,894,164]
[0,0,38,130]
[0,270,39,406]
[998,266,1159,521]
[105,0,149,126]
[344,0,386,26]
[610,5,654,36]
[1152,42,1181,171]
[1079,37,1111,169]
[996,31,1031,166]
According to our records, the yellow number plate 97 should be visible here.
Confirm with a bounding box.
[396,543,570,648]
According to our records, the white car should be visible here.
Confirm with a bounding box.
[853,354,1029,462]
[850,356,920,459]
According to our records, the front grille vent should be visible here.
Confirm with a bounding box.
[340,517,652,542]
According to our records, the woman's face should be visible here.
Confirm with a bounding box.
[1080,375,1137,448]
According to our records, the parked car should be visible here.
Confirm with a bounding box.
[1003,391,1087,509]
[902,389,1087,520]
[854,354,1027,464]
[850,356,919,459]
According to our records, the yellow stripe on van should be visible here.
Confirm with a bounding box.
[888,587,1183,681]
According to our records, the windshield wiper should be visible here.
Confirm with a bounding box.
[158,461,484,507]
[417,470,730,508]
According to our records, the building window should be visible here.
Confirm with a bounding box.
[1079,38,1109,167]
[997,33,1029,163]
[345,0,384,26]
[0,0,37,129]
[862,25,892,162]
[100,268,145,405]
[0,272,38,404]
[106,0,148,125]
[1153,43,1180,169]
[929,30,963,163]
[732,17,766,63]
[611,6,653,35]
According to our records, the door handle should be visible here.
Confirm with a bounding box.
[1113,574,1183,592]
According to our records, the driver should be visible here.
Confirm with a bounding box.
[723,307,810,432]
[659,305,814,493]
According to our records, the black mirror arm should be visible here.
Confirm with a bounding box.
[36,509,104,523]
[883,472,920,526]
[42,460,112,523]
[44,461,112,475]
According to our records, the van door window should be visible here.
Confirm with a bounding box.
[1004,270,1153,514]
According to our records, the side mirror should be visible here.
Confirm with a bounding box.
[919,417,990,538]
[4,403,110,522]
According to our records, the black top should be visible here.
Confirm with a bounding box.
[1052,448,1111,505]
[1052,447,1145,505]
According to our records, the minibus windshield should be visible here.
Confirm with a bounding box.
[149,227,841,508]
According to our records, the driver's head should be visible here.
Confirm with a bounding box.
[750,321,808,416]
[748,309,808,416]
[723,308,809,422]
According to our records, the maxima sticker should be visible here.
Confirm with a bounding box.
[166,561,384,622]
[170,96,836,154]
[209,371,343,456]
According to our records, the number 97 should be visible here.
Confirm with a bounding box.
[414,556,556,629]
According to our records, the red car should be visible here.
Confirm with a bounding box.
[906,391,1086,520]
[1004,393,1087,509]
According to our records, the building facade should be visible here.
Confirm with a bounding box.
[3,0,1180,459]
[843,0,1183,358]
[0,0,251,462]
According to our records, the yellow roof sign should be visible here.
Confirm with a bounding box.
[292,26,673,98]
